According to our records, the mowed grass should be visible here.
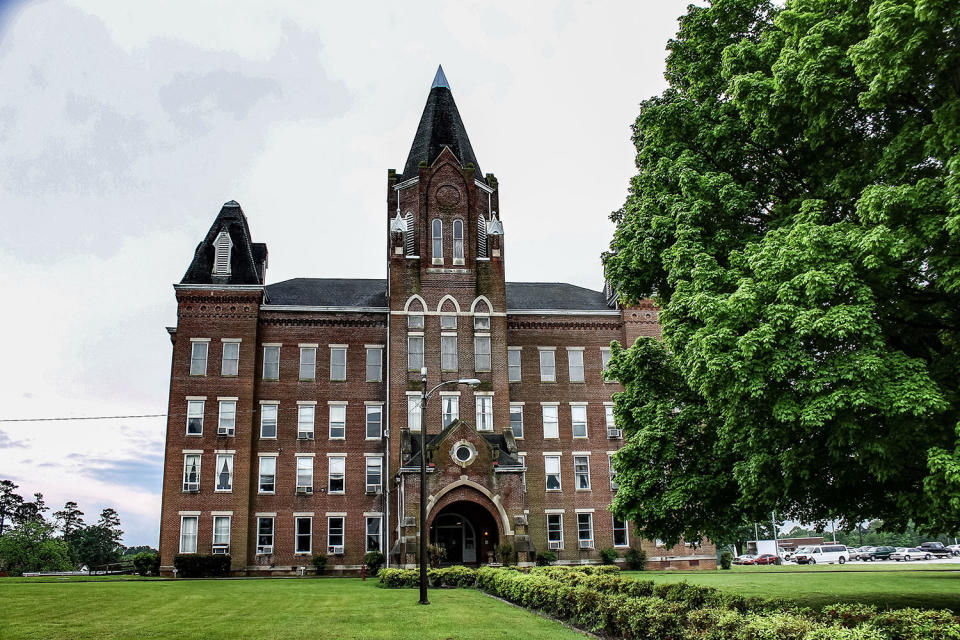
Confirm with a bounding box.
[0,577,588,640]
[626,564,960,612]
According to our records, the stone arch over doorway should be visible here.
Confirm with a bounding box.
[426,478,514,537]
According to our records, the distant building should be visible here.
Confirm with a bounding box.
[158,67,716,574]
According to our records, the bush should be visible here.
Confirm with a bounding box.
[495,543,514,565]
[378,567,420,588]
[172,554,230,578]
[599,548,618,565]
[427,544,445,568]
[132,552,159,576]
[535,551,556,566]
[428,565,477,588]
[311,554,328,575]
[720,550,733,570]
[624,548,646,571]
[364,551,384,575]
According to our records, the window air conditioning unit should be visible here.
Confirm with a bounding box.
[256,545,273,555]
[212,545,229,555]
[328,545,344,555]
[296,487,313,495]
[218,428,235,436]
[548,541,561,550]
[579,540,594,550]
[607,428,622,439]
[298,432,313,440]
[366,484,381,494]
[183,483,200,493]
[514,514,528,527]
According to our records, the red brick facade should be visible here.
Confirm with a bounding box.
[158,74,715,574]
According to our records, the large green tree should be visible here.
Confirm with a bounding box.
[605,0,960,545]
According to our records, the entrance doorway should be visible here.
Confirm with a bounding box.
[429,500,499,565]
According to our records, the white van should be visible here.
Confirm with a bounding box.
[794,544,849,565]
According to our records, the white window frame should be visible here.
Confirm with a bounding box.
[441,394,459,428]
[545,455,561,491]
[453,218,464,264]
[574,455,591,490]
[518,454,526,491]
[407,313,424,330]
[577,512,594,549]
[613,516,629,548]
[179,515,198,554]
[299,346,317,381]
[190,341,208,376]
[474,335,491,372]
[328,516,345,553]
[441,335,458,371]
[407,335,424,371]
[328,403,346,440]
[542,405,559,439]
[330,346,347,381]
[366,347,383,382]
[218,400,236,436]
[567,348,585,383]
[221,340,240,376]
[547,513,563,549]
[262,345,280,380]
[212,515,231,552]
[328,456,345,494]
[365,457,382,493]
[407,394,422,431]
[295,516,312,555]
[186,399,204,435]
[601,347,613,380]
[366,516,382,552]
[258,456,276,494]
[365,404,383,440]
[509,403,524,439]
[508,348,522,382]
[432,218,443,262]
[609,453,618,491]
[605,404,615,431]
[296,456,314,493]
[298,403,315,440]
[257,516,274,554]
[475,395,493,432]
[182,454,201,492]
[214,453,233,492]
[539,349,556,382]
[260,403,278,439]
[571,404,588,439]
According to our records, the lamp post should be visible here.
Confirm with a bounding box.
[418,367,480,605]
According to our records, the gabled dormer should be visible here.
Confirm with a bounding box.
[181,200,268,286]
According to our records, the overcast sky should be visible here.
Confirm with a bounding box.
[0,0,695,546]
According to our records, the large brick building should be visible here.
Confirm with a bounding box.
[159,67,716,574]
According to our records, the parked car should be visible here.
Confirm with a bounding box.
[744,554,779,566]
[852,546,876,561]
[919,542,953,558]
[890,547,929,561]
[867,546,897,561]
[793,544,849,565]
[733,554,756,565]
[947,544,960,557]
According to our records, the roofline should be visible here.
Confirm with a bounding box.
[174,284,265,291]
[393,177,419,190]
[245,303,616,315]
[506,309,621,316]
[260,305,389,313]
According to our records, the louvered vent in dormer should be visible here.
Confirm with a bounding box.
[213,230,232,275]
[404,212,415,255]
[477,214,487,259]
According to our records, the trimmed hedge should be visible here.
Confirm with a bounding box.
[172,554,231,578]
[377,565,478,589]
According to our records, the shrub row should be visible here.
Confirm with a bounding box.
[377,565,478,588]
[172,554,231,578]
[529,564,621,577]
[132,552,160,576]
[474,567,960,640]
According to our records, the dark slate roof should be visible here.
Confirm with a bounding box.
[505,282,615,311]
[400,66,482,180]
[265,278,388,308]
[181,201,266,286]
[406,431,521,468]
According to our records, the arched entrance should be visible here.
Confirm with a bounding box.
[429,501,499,565]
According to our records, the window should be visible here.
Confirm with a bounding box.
[473,315,490,330]
[547,514,563,548]
[299,347,316,380]
[574,455,591,490]
[263,345,280,380]
[442,396,459,428]
[366,347,383,382]
[190,341,208,376]
[328,516,344,553]
[221,341,239,376]
[476,396,493,432]
[258,457,276,493]
[366,405,382,439]
[440,314,457,330]
[366,457,382,493]
[328,457,345,493]
[330,347,347,381]
[605,405,615,431]
[182,454,200,491]
[215,453,233,492]
[441,336,457,371]
[609,453,618,490]
[508,348,521,382]
[613,516,628,547]
[296,457,313,493]
[453,219,464,263]
[432,218,443,260]
[213,515,231,552]
[257,517,274,554]
[295,516,312,554]
[260,404,278,439]
[329,404,346,439]
[186,400,204,435]
[407,313,424,330]
[407,395,421,431]
[542,405,559,439]
[474,336,491,372]
[509,404,524,438]
[218,400,236,436]
[568,349,584,382]
[518,454,526,491]
[366,516,382,552]
[407,336,424,371]
[213,230,232,274]
[545,455,561,490]
[539,349,556,382]
[298,404,315,439]
[577,513,594,548]
[180,516,198,553]
[601,348,612,376]
[571,405,588,438]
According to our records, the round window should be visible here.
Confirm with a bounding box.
[455,445,472,462]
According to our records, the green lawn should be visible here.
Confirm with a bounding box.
[626,564,960,611]
[0,578,588,639]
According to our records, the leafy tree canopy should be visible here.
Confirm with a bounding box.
[605,0,960,546]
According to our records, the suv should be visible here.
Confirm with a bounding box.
[867,546,897,560]
[919,542,953,558]
[794,544,848,565]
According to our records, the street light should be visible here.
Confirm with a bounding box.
[418,367,481,605]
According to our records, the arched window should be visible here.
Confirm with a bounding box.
[213,230,232,275]
[404,212,415,256]
[477,214,487,259]
[453,219,464,263]
[432,218,443,261]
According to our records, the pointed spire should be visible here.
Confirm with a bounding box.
[431,65,449,90]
